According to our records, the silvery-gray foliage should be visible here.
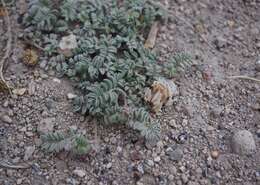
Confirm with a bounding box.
[24,0,191,144]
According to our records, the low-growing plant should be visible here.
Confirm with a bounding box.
[23,0,191,142]
[41,130,91,155]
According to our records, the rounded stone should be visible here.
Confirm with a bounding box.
[210,150,220,159]
[73,169,86,178]
[231,130,256,155]
[167,148,183,161]
[181,174,188,183]
[1,115,13,124]
[37,117,55,134]
[168,174,174,181]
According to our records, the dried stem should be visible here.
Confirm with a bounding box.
[228,75,260,83]
[0,0,12,94]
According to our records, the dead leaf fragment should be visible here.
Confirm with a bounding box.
[144,21,159,49]
[0,0,12,94]
[12,88,27,96]
[144,78,178,114]
[227,20,235,28]
[0,80,10,92]
[144,88,152,102]
[0,6,7,17]
[22,49,38,66]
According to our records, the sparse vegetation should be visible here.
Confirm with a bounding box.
[22,0,191,148]
[41,130,91,155]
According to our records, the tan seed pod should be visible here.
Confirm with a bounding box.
[22,49,38,66]
[211,150,220,159]
[0,7,8,17]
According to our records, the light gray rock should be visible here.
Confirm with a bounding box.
[67,93,77,100]
[181,174,189,183]
[215,36,227,49]
[146,159,154,167]
[40,60,48,69]
[231,130,256,155]
[73,169,86,178]
[166,147,183,161]
[169,119,177,128]
[3,101,9,108]
[169,165,177,175]
[187,181,200,185]
[137,163,144,174]
[24,146,35,160]
[154,156,161,163]
[106,162,112,169]
[28,81,36,95]
[37,117,55,134]
[0,114,13,124]
[17,178,23,185]
[168,174,174,181]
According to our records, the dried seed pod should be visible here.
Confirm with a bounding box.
[22,49,38,66]
[144,78,178,114]
[211,150,220,159]
[0,6,8,17]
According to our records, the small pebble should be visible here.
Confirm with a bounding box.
[53,78,61,83]
[28,81,36,95]
[3,101,9,108]
[211,150,220,159]
[67,93,77,100]
[167,147,183,162]
[231,130,256,155]
[1,115,13,124]
[24,146,35,160]
[168,174,174,181]
[169,119,177,128]
[73,169,86,178]
[17,178,23,185]
[106,163,112,169]
[169,166,177,175]
[176,132,188,144]
[154,156,161,162]
[181,174,189,183]
[12,88,27,96]
[146,159,154,167]
[179,166,186,173]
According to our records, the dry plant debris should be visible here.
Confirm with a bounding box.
[0,0,12,93]
[21,0,191,142]
[144,78,177,114]
[0,6,7,16]
[22,48,38,66]
[144,21,160,49]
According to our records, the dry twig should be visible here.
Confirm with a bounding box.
[0,0,12,93]
[0,160,31,169]
[228,75,260,83]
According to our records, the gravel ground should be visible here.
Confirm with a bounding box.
[0,0,259,185]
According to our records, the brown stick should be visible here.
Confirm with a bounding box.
[0,0,12,94]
